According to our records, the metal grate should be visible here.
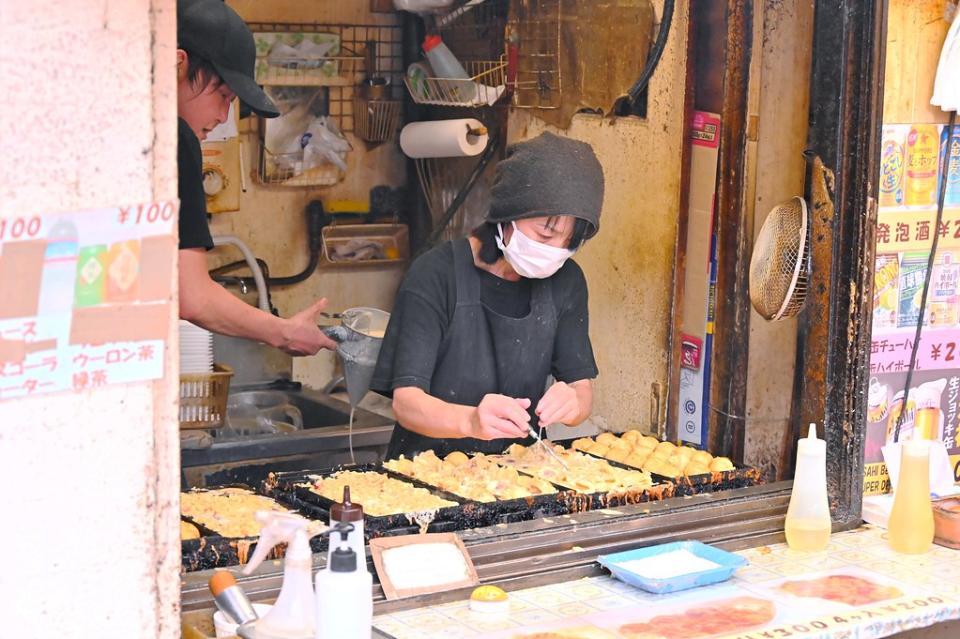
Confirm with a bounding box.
[248,22,404,185]
[509,0,562,109]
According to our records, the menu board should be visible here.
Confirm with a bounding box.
[865,123,960,494]
[0,201,177,401]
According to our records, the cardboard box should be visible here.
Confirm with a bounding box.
[678,112,721,447]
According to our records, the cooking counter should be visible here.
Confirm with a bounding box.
[181,516,960,639]
[373,525,960,639]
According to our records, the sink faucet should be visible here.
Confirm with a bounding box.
[212,235,270,312]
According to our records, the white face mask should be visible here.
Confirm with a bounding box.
[496,221,575,279]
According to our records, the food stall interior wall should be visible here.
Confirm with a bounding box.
[208,1,408,391]
[0,0,180,636]
[741,0,813,479]
[505,0,690,435]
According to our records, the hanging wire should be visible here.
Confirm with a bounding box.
[893,111,958,442]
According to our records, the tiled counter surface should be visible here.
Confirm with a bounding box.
[373,526,960,639]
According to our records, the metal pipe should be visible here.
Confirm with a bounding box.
[212,235,270,312]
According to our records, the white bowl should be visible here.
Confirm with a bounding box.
[213,603,273,638]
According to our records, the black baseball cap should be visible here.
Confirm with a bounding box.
[177,0,280,118]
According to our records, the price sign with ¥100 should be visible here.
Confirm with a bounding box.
[117,201,176,227]
[0,215,43,243]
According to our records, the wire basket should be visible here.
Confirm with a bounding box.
[257,146,345,187]
[179,364,233,430]
[353,96,403,143]
[321,223,410,266]
[404,59,507,107]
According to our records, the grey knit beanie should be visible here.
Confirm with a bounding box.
[488,132,604,238]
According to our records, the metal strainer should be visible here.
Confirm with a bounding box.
[749,196,811,321]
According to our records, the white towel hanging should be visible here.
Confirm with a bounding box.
[931,10,960,112]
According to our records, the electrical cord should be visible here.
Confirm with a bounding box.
[627,0,675,105]
[893,112,957,442]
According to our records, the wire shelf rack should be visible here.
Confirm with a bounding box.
[404,59,508,107]
[247,22,404,185]
[508,0,562,109]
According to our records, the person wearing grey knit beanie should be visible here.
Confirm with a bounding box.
[371,132,605,459]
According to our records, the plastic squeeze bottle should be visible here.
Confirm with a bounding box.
[239,511,324,639]
[422,34,476,103]
[784,423,832,551]
[315,523,373,639]
[327,486,365,568]
[888,438,935,554]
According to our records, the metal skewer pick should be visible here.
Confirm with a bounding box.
[527,424,569,470]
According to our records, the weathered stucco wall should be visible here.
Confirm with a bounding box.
[742,0,813,477]
[0,1,180,637]
[508,0,690,433]
[212,1,407,390]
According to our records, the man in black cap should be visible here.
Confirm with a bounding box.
[372,132,604,459]
[176,0,335,355]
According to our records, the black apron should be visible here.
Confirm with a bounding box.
[386,238,558,458]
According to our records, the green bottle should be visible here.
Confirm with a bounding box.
[74,245,107,307]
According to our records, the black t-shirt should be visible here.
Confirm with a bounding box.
[178,117,214,251]
[371,242,598,395]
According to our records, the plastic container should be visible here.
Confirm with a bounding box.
[597,541,747,594]
[784,423,832,551]
[315,524,373,639]
[180,364,234,430]
[889,439,935,554]
[421,35,476,103]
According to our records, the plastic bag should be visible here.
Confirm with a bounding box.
[302,116,352,173]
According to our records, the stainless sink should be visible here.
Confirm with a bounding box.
[181,385,394,487]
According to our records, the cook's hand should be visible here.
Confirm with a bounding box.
[536,381,580,426]
[468,394,531,440]
[279,298,338,355]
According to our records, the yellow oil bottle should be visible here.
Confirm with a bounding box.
[784,424,832,551]
[888,439,935,554]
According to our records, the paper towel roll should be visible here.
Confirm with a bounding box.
[399,119,488,158]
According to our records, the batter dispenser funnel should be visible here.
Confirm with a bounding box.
[322,307,390,407]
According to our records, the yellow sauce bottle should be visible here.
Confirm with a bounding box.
[888,439,935,554]
[904,124,940,207]
[785,424,832,551]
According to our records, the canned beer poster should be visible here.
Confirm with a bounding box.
[866,123,960,494]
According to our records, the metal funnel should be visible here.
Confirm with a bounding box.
[323,307,390,407]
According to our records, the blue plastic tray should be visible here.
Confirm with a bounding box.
[597,540,748,594]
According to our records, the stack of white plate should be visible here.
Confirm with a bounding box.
[179,320,213,374]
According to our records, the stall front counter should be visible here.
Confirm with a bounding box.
[372,526,960,639]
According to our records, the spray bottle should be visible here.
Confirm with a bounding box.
[237,511,324,639]
[784,423,832,551]
[315,523,373,639]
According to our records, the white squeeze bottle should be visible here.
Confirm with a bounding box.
[422,34,476,103]
[315,523,373,639]
[784,423,832,551]
[327,486,365,567]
